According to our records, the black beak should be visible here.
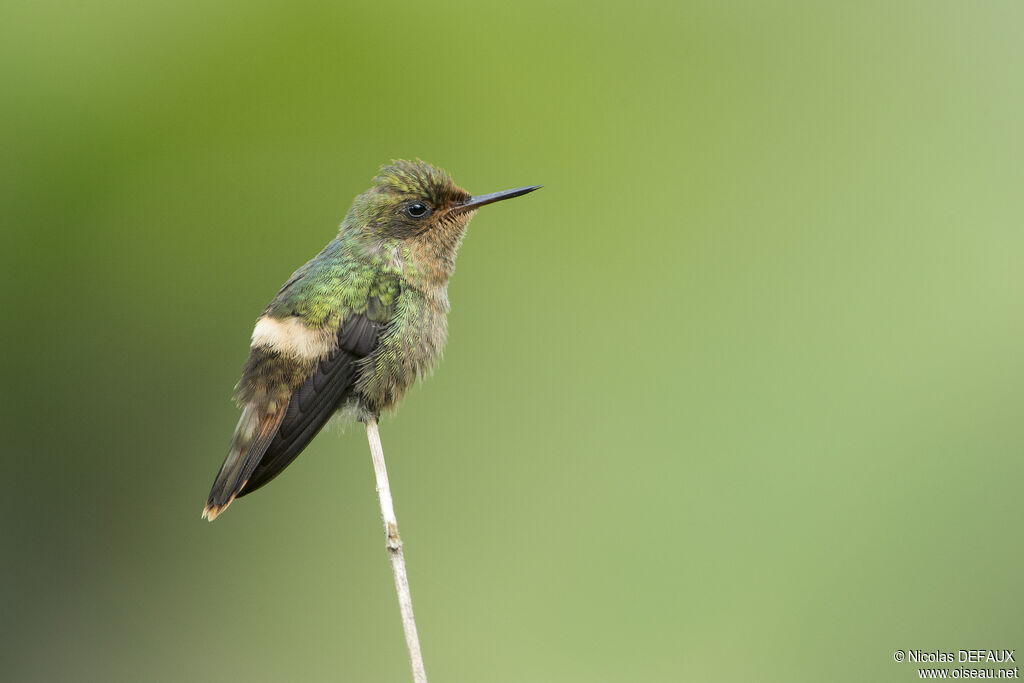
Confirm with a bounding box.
[451,185,541,214]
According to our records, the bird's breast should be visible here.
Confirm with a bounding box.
[355,286,449,413]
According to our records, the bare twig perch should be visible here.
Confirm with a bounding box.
[365,418,427,683]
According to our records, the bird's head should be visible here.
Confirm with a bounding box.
[342,159,539,283]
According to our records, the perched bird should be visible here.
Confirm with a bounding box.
[203,160,539,521]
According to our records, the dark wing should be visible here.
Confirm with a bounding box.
[237,313,382,497]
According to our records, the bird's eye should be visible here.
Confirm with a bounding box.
[406,202,430,219]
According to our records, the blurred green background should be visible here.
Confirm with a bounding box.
[2,1,1021,681]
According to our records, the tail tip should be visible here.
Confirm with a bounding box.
[202,479,247,522]
[202,501,230,522]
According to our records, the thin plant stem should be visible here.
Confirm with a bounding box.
[364,418,427,683]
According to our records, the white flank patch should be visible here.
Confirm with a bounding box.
[251,315,336,359]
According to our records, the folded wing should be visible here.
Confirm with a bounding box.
[240,314,382,497]
[203,312,383,520]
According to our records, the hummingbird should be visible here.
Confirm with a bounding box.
[203,160,539,521]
